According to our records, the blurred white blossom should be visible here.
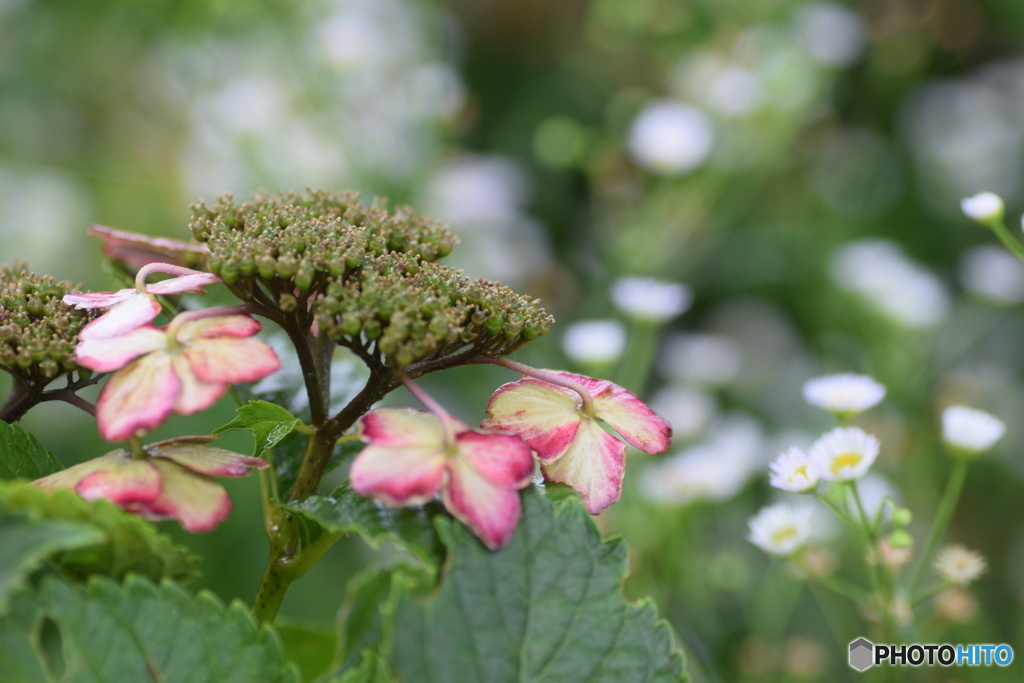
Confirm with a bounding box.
[661,333,742,386]
[934,545,987,586]
[941,405,1005,454]
[561,320,628,365]
[627,100,714,175]
[959,245,1024,305]
[802,373,886,417]
[831,240,951,329]
[960,192,1004,222]
[611,277,693,322]
[810,426,879,482]
[795,3,866,68]
[747,503,816,556]
[768,447,819,493]
[648,387,718,442]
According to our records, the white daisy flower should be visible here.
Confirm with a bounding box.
[809,426,880,481]
[610,277,693,322]
[747,503,815,557]
[802,373,885,416]
[626,100,714,175]
[960,192,1004,222]
[561,319,627,365]
[933,544,987,586]
[769,447,820,493]
[941,405,1005,455]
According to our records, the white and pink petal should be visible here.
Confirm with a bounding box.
[143,461,233,533]
[540,418,626,515]
[171,355,227,415]
[443,456,523,550]
[63,288,135,309]
[149,439,268,477]
[75,457,162,506]
[79,294,163,340]
[359,408,463,448]
[96,354,179,442]
[175,314,261,341]
[145,272,220,296]
[75,326,166,372]
[182,337,281,384]
[349,444,447,506]
[456,431,534,490]
[591,385,671,454]
[482,378,583,463]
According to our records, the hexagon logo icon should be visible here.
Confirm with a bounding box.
[849,637,874,671]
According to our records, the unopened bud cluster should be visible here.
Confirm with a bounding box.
[0,263,93,380]
[189,189,459,294]
[315,253,552,368]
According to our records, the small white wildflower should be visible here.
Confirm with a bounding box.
[626,100,714,175]
[933,544,987,586]
[809,426,880,482]
[959,245,1024,305]
[941,405,1005,455]
[960,192,1004,222]
[802,373,885,416]
[610,277,693,322]
[795,2,867,68]
[747,503,815,557]
[769,447,820,493]
[561,319,627,365]
[648,387,717,441]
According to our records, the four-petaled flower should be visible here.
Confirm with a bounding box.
[64,264,219,340]
[482,371,671,514]
[76,312,281,441]
[350,407,535,550]
[33,436,269,532]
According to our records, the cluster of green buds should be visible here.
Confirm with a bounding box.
[315,253,552,368]
[0,263,93,382]
[189,189,458,300]
[189,189,552,369]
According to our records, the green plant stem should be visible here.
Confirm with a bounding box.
[909,460,969,595]
[850,483,896,637]
[802,568,872,604]
[986,216,1024,263]
[813,491,860,531]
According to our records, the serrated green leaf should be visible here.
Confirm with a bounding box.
[0,421,64,481]
[0,575,299,683]
[0,516,104,613]
[214,401,303,460]
[276,621,337,682]
[0,481,199,583]
[385,487,688,683]
[282,482,444,568]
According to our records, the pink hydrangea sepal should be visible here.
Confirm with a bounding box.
[183,337,284,384]
[145,272,219,295]
[144,460,232,533]
[349,444,447,506]
[76,326,166,373]
[541,419,626,514]
[79,294,164,340]
[444,456,523,550]
[178,314,262,340]
[96,355,180,442]
[360,407,465,447]
[76,457,162,505]
[146,436,269,477]
[482,379,582,463]
[455,431,534,489]
[549,371,672,454]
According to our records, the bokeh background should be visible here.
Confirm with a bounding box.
[3,0,1024,680]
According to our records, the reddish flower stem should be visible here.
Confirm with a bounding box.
[134,262,214,291]
[478,357,596,416]
[400,375,458,449]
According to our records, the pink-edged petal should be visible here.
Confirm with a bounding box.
[145,272,220,295]
[546,370,672,454]
[75,326,166,372]
[443,457,523,550]
[455,431,534,490]
[175,314,262,341]
[96,354,179,442]
[182,337,281,385]
[148,440,268,477]
[88,225,208,270]
[359,407,465,448]
[592,386,671,454]
[143,460,232,533]
[171,355,227,415]
[349,444,447,506]
[481,378,583,464]
[62,288,135,309]
[540,418,626,515]
[79,294,163,340]
[32,451,128,492]
[76,458,162,505]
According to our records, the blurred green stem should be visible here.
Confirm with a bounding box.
[615,319,661,393]
[909,460,968,596]
[985,216,1024,263]
[850,483,896,637]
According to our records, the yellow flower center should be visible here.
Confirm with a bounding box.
[791,465,809,481]
[831,452,862,476]
[771,526,798,545]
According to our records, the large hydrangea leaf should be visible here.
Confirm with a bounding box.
[0,481,199,583]
[333,486,687,682]
[0,575,299,683]
[0,421,64,481]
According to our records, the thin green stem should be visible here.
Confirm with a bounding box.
[985,216,1024,263]
[614,319,661,395]
[909,460,969,595]
[850,483,897,637]
[813,491,859,531]
[912,583,949,607]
